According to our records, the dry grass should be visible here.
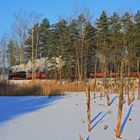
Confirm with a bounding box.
[0,80,87,96]
[0,81,44,96]
[0,78,138,96]
[35,80,87,95]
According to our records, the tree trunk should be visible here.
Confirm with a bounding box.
[75,42,81,82]
[138,83,140,100]
[2,38,6,81]
[19,44,22,65]
[34,26,39,80]
[31,26,35,81]
[93,56,97,99]
[137,60,140,100]
[86,85,91,132]
[116,59,124,138]
[128,84,135,105]
[104,87,110,106]
[19,32,23,65]
[79,134,83,140]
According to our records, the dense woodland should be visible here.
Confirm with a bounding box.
[0,10,140,81]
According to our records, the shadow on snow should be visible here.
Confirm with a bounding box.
[110,96,117,106]
[86,135,90,140]
[91,111,112,131]
[91,111,102,124]
[0,96,64,124]
[121,104,133,134]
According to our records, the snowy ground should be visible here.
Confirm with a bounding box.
[0,92,140,140]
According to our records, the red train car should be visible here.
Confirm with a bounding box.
[27,73,46,79]
[88,72,140,78]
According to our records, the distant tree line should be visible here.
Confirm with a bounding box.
[1,10,140,81]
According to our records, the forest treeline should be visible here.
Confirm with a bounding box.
[1,10,140,81]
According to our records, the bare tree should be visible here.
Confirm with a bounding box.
[29,13,42,80]
[0,35,7,81]
[86,85,91,132]
[79,134,84,140]
[12,9,28,65]
[116,58,125,138]
[137,60,140,100]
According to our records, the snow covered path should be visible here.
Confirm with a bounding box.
[0,93,140,140]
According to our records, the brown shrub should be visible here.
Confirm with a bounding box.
[1,78,138,96]
[0,80,86,96]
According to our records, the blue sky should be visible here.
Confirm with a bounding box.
[0,0,140,38]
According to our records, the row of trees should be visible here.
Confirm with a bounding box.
[1,10,140,81]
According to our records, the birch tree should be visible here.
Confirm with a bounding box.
[12,10,28,64]
[0,35,7,81]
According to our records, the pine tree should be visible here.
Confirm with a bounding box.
[121,12,135,75]
[134,11,140,99]
[96,11,110,79]
[67,14,88,82]
[39,18,51,57]
[48,19,70,79]
[96,11,110,51]
[109,12,122,74]
[134,11,140,68]
[84,21,96,78]
[8,40,15,66]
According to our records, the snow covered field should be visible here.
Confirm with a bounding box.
[0,92,140,140]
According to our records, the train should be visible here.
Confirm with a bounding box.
[88,72,140,78]
[8,70,140,80]
[8,71,46,80]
